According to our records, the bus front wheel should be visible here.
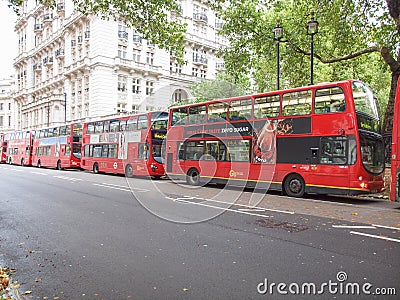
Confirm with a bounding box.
[93,163,99,174]
[125,164,133,178]
[21,158,25,166]
[37,160,41,168]
[56,160,62,170]
[284,174,305,198]
[186,168,200,186]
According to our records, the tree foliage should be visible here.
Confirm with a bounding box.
[8,0,187,60]
[214,0,398,132]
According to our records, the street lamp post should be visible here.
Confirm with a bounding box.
[306,12,319,85]
[272,20,284,90]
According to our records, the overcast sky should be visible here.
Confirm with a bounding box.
[0,2,18,79]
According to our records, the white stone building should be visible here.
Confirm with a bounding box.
[13,0,227,129]
[0,76,17,132]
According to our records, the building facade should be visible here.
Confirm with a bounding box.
[13,0,227,129]
[0,77,17,133]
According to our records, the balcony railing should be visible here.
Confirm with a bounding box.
[193,55,208,65]
[34,23,43,32]
[56,2,65,11]
[118,31,128,40]
[33,63,42,71]
[55,48,65,58]
[43,56,53,65]
[193,12,208,23]
[43,13,53,22]
[132,34,142,43]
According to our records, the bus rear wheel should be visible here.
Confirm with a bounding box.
[56,160,62,170]
[93,163,99,174]
[125,164,133,178]
[284,174,305,198]
[186,168,200,186]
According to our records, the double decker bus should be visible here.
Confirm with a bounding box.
[6,130,34,166]
[32,123,82,170]
[166,80,385,197]
[81,111,167,178]
[390,77,400,202]
[0,133,7,163]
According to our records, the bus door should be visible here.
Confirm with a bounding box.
[202,140,230,179]
[310,136,350,192]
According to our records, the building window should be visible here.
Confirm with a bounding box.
[0,116,3,127]
[146,52,154,65]
[192,67,198,77]
[146,81,154,95]
[118,45,127,58]
[173,89,183,102]
[118,75,127,92]
[8,116,11,127]
[170,61,182,73]
[117,102,127,113]
[132,105,139,113]
[133,49,141,62]
[0,103,3,111]
[132,78,141,94]
[200,69,206,78]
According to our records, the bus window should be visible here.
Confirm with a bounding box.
[255,95,280,118]
[188,105,206,124]
[138,143,149,159]
[315,87,346,113]
[177,142,184,160]
[208,102,227,122]
[110,120,119,132]
[102,145,109,158]
[229,98,252,121]
[151,112,168,129]
[127,118,138,131]
[185,141,204,160]
[352,81,379,118]
[95,121,104,133]
[108,144,117,158]
[171,108,187,126]
[104,120,110,133]
[93,145,102,158]
[138,115,148,130]
[87,122,95,134]
[226,140,250,162]
[119,120,127,132]
[282,90,312,116]
[320,137,347,165]
[60,125,67,136]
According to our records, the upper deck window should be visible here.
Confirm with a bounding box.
[228,98,252,121]
[315,87,346,113]
[171,107,187,126]
[282,90,312,116]
[352,81,379,119]
[208,102,228,122]
[188,105,206,124]
[254,95,280,118]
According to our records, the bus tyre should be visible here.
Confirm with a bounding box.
[186,168,200,186]
[37,160,41,168]
[284,174,305,198]
[125,164,133,178]
[56,160,62,170]
[93,163,99,174]
[21,158,25,166]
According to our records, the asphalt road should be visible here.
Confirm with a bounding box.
[0,164,400,299]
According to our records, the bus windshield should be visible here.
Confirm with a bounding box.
[73,143,82,159]
[352,81,379,119]
[152,140,164,163]
[359,132,385,175]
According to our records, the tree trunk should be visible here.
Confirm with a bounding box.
[382,73,400,134]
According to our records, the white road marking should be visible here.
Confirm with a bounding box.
[53,175,82,182]
[238,208,266,212]
[372,224,400,231]
[332,225,376,229]
[93,183,131,192]
[350,231,400,243]
[174,198,271,219]
[30,171,48,176]
[102,182,149,192]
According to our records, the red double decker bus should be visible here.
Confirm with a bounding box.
[0,133,7,163]
[32,123,82,170]
[6,130,34,166]
[390,77,400,202]
[166,80,385,197]
[81,111,167,178]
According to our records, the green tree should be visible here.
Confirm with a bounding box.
[215,0,398,132]
[8,0,187,61]
[189,74,250,103]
